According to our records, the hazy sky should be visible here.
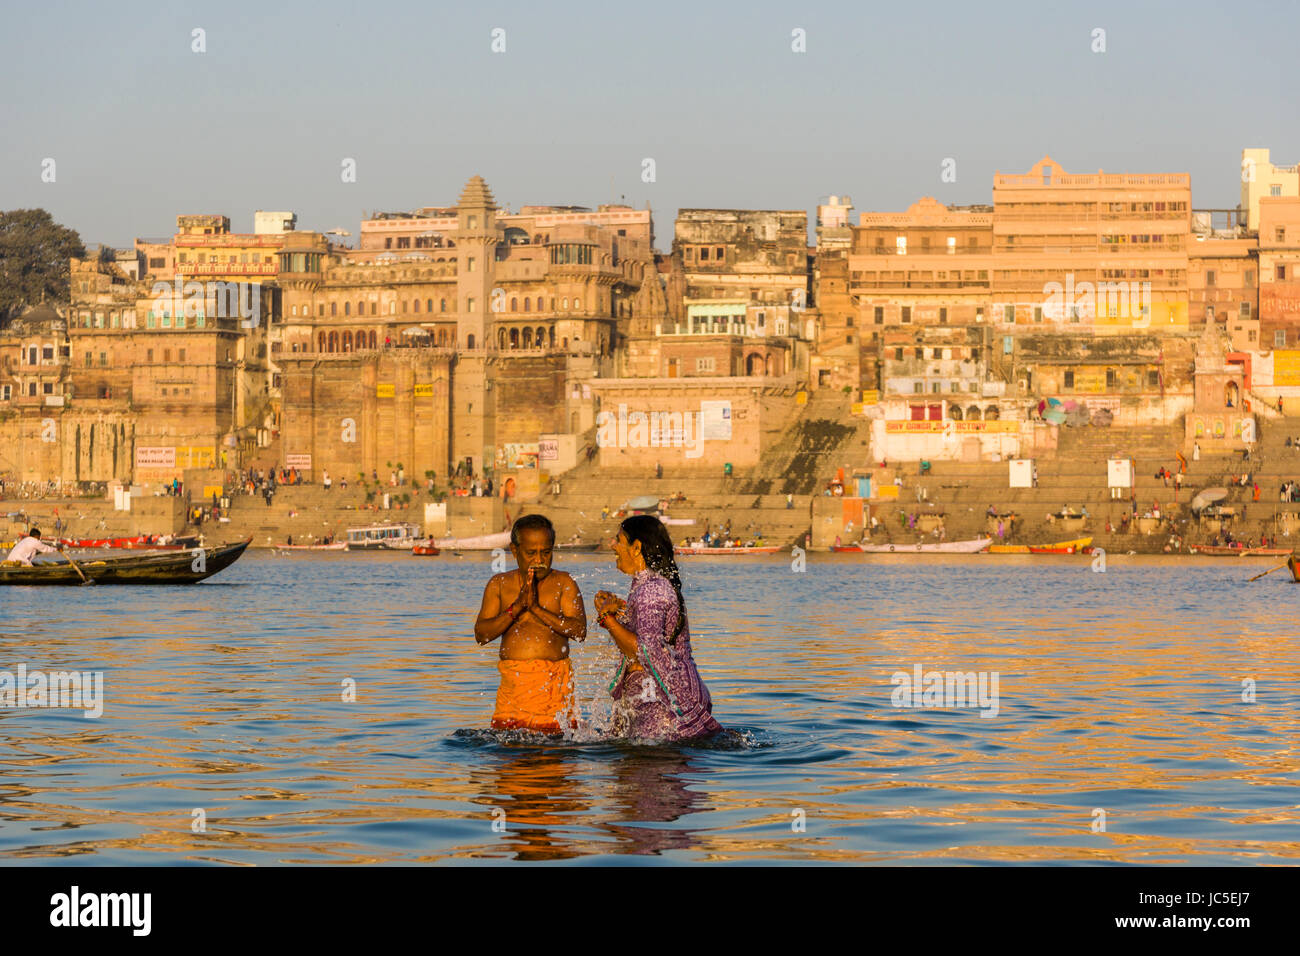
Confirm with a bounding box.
[2,0,1296,250]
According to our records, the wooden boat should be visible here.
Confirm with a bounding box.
[56,534,201,550]
[987,544,1030,554]
[1288,554,1300,582]
[345,522,422,551]
[1027,537,1093,555]
[276,542,347,552]
[838,537,992,554]
[412,541,441,556]
[432,531,512,551]
[0,539,251,586]
[675,545,781,555]
[1188,544,1293,557]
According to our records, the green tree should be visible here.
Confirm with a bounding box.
[0,209,85,324]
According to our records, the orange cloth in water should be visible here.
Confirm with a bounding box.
[491,658,576,733]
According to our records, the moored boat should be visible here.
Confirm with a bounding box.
[432,531,512,551]
[1188,544,1293,556]
[0,539,251,585]
[839,537,992,554]
[675,545,781,555]
[1027,537,1094,555]
[345,522,422,551]
[411,540,441,556]
[276,542,348,552]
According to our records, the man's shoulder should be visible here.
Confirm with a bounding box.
[547,568,580,588]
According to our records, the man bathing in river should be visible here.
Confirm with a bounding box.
[474,514,587,733]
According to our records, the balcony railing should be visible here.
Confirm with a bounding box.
[177,263,279,276]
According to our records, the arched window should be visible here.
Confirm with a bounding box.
[538,297,544,311]
[562,297,569,310]
[498,329,507,349]
[342,330,353,352]
[328,331,338,352]
[318,304,325,317]
[536,326,545,347]
[985,406,1000,421]
[330,302,337,316]
[509,328,519,348]
[511,297,518,312]
[523,328,533,348]
[389,301,396,315]
[467,334,475,349]
[440,299,447,312]
[372,302,379,316]
[369,330,376,349]
[950,405,964,421]
[318,331,326,352]
[524,297,531,313]
[966,405,982,421]
[427,298,433,312]
[414,299,421,314]
[344,302,351,316]
[356,301,363,316]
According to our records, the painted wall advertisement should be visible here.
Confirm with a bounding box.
[1009,459,1033,488]
[1107,458,1134,488]
[502,443,539,469]
[699,400,732,441]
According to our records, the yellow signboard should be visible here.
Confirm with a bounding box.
[1275,351,1300,387]
[860,389,880,404]
[413,383,434,397]
[376,383,395,398]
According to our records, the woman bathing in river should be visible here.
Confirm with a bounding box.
[594,515,723,741]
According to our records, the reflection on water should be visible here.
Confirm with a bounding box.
[1,552,1298,864]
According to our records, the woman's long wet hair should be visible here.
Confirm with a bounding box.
[620,514,686,642]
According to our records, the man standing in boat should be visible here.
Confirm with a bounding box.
[5,527,61,566]
[474,514,587,733]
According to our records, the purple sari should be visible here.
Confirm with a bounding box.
[609,570,722,740]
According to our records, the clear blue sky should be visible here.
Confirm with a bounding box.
[1,0,1296,250]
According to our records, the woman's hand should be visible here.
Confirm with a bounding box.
[594,590,626,615]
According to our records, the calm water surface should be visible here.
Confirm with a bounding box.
[1,551,1298,864]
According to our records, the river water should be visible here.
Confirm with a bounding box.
[1,551,1297,864]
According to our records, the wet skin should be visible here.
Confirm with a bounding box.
[475,528,586,661]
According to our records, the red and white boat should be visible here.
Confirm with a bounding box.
[59,534,200,551]
[411,541,441,556]
[276,541,348,552]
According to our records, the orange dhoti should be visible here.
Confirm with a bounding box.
[491,658,576,733]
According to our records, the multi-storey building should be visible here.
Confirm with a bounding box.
[989,157,1191,334]
[1258,197,1300,350]
[276,176,663,480]
[1241,148,1299,232]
